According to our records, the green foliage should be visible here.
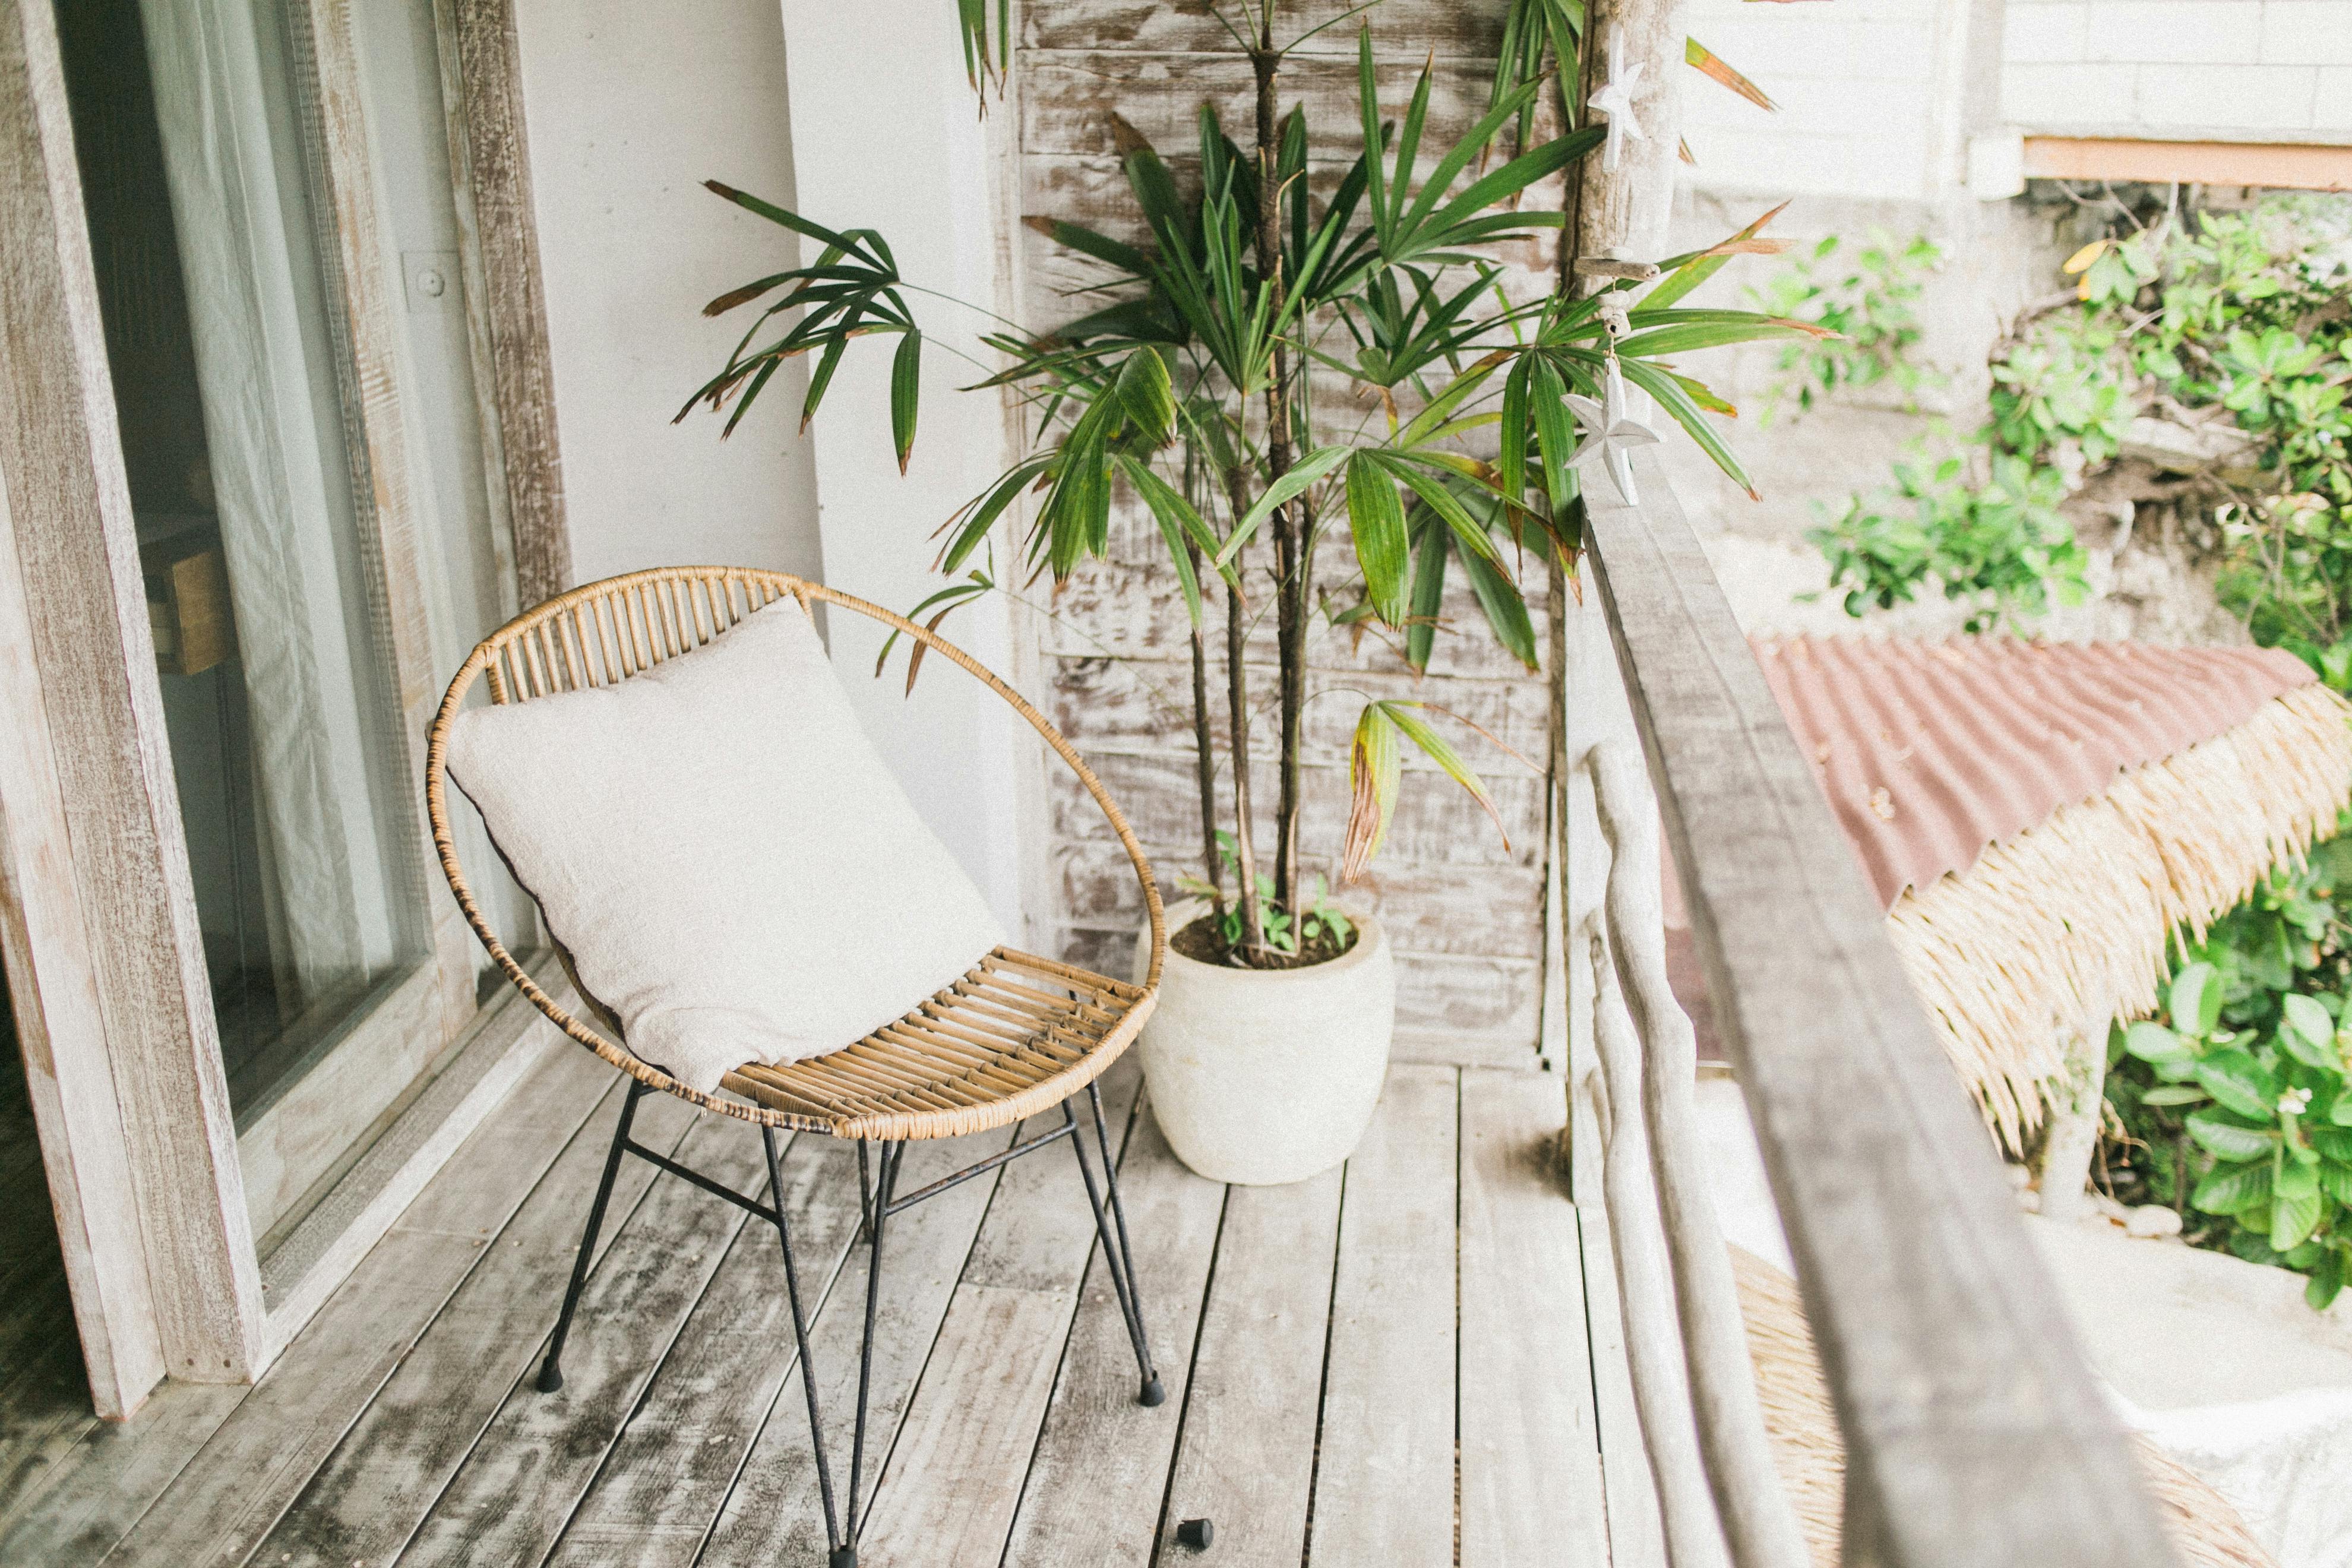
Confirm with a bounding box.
[1987,312,2135,466]
[1807,450,2087,633]
[1748,230,1944,420]
[690,9,1813,962]
[1806,197,2352,657]
[1179,832,1356,957]
[2106,827,2352,1308]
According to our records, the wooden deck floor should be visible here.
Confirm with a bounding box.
[0,1042,1635,1567]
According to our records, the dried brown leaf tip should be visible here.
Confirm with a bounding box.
[1108,113,1150,160]
[704,280,773,317]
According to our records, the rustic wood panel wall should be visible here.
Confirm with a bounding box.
[1018,1,1556,1064]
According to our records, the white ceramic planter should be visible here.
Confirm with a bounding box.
[1131,898,1396,1186]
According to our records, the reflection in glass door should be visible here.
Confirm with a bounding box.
[56,0,422,1129]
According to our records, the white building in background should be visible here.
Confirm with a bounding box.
[1680,0,2350,206]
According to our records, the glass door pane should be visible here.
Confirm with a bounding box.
[56,0,423,1126]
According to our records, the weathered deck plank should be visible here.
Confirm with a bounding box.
[82,1041,617,1568]
[545,1133,864,1568]
[1307,1064,1458,1568]
[5,1053,1601,1568]
[249,1084,702,1566]
[1462,1066,1612,1568]
[694,1126,1020,1567]
[399,1115,774,1564]
[998,1094,1226,1566]
[1154,1162,1343,1568]
[0,1329,101,1539]
[857,1067,1146,1568]
[0,1376,243,1567]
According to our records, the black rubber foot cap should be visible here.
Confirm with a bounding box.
[535,1362,564,1395]
[830,1547,858,1568]
[1177,1518,1215,1551]
[1139,1376,1166,1408]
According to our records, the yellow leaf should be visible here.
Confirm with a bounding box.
[2076,271,2093,300]
[2062,239,2108,276]
[1342,706,1401,884]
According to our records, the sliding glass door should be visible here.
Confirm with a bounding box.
[53,0,522,1244]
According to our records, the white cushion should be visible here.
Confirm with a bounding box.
[445,596,1005,1094]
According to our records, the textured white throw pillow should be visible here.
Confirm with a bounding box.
[444,596,1005,1093]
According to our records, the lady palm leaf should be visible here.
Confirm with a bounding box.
[1343,699,1516,883]
[1354,28,1588,273]
[1335,264,1507,388]
[678,182,924,450]
[1491,0,1583,148]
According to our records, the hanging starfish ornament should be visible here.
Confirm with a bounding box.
[1564,352,1660,507]
[1586,24,1646,173]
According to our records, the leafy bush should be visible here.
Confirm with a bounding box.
[1801,196,2352,643]
[1987,312,2134,466]
[1808,450,2085,632]
[1748,230,1944,420]
[1785,196,2352,1303]
[2105,828,2352,1308]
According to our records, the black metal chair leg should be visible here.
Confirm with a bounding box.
[855,1138,875,1243]
[837,1142,898,1568]
[1070,1090,1162,1405]
[763,1127,848,1566]
[1087,1085,1156,1353]
[538,1080,647,1395]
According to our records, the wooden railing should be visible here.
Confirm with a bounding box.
[1561,449,2179,1568]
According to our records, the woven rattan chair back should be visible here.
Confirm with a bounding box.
[425,565,1165,1142]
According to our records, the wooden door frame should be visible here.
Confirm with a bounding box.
[438,0,570,612]
[0,0,264,1408]
[0,0,575,1418]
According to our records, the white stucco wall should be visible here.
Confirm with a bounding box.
[510,0,1026,928]
[1676,0,2348,213]
[511,0,824,586]
[773,0,1029,933]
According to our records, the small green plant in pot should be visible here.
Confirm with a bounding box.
[683,9,1816,1181]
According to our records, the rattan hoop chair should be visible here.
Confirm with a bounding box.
[425,566,1166,1568]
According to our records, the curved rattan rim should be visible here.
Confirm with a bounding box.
[424,566,1166,1136]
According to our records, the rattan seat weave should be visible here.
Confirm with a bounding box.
[425,566,1165,1143]
[718,947,1149,1140]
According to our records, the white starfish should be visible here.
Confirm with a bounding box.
[1564,356,1659,506]
[1586,26,1646,174]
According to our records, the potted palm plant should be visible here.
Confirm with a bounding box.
[682,16,1814,1183]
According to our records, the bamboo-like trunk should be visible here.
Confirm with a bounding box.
[1184,536,1224,919]
[1224,573,1265,951]
[1220,463,1268,954]
[1251,35,1305,916]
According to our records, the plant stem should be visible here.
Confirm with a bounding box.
[1251,33,1305,916]
[2174,1130,2189,1228]
[1224,569,1267,953]
[1221,463,1269,955]
[1184,536,1225,919]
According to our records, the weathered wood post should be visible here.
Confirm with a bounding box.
[1550,5,1812,1567]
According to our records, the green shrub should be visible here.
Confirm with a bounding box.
[2105,827,2352,1308]
[1787,196,2352,1303]
[1800,196,2352,650]
[1748,230,1944,420]
[1807,450,2085,633]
